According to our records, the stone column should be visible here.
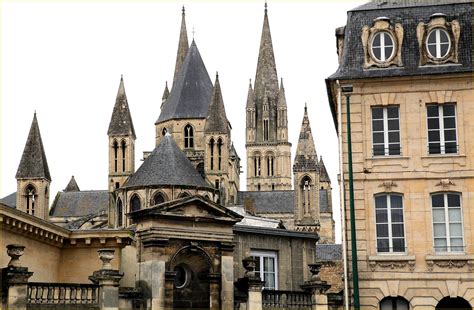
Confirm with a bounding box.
[208,273,221,310]
[89,249,123,310]
[220,242,235,310]
[301,263,331,310]
[164,271,175,310]
[1,244,33,310]
[243,257,264,310]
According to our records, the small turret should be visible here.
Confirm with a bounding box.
[161,81,170,109]
[64,176,80,192]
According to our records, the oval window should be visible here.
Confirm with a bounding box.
[174,265,190,289]
[371,31,395,62]
[426,28,451,59]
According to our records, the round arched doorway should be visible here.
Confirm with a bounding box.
[436,297,471,310]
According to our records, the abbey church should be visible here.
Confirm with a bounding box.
[1,4,339,310]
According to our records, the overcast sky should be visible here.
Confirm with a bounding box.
[1,0,364,242]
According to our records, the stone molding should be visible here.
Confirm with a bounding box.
[368,255,416,271]
[378,180,398,192]
[425,254,474,272]
[435,178,456,190]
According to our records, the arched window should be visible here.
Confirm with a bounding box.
[113,140,118,172]
[380,296,409,310]
[209,138,215,170]
[121,140,126,172]
[153,192,165,205]
[217,138,223,170]
[436,297,471,310]
[254,155,261,177]
[25,184,36,216]
[162,128,167,136]
[184,125,194,148]
[116,198,123,227]
[263,119,269,141]
[130,194,141,212]
[178,192,190,199]
[266,155,274,176]
[301,176,312,215]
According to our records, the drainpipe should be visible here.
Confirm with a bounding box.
[336,80,349,310]
[341,84,360,310]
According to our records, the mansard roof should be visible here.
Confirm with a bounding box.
[107,76,136,139]
[157,40,213,124]
[49,190,108,217]
[16,113,51,181]
[64,176,80,192]
[237,190,294,214]
[205,73,229,134]
[123,134,211,189]
[328,1,472,81]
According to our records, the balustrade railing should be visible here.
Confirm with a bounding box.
[262,290,312,309]
[27,282,99,306]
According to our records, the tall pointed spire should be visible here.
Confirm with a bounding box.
[277,78,287,107]
[161,81,170,109]
[173,6,189,87]
[254,2,278,100]
[64,175,80,192]
[107,76,136,139]
[246,79,254,108]
[205,72,229,134]
[16,113,51,181]
[295,104,317,161]
[319,156,331,183]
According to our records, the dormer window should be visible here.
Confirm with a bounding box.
[426,28,451,59]
[371,31,395,62]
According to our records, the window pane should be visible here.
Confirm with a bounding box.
[372,120,384,131]
[439,30,449,43]
[387,106,398,118]
[373,145,385,156]
[449,209,461,222]
[372,107,383,119]
[387,119,399,130]
[264,257,275,272]
[375,196,387,209]
[377,239,389,252]
[443,117,456,129]
[428,118,440,129]
[392,238,405,252]
[376,224,389,237]
[447,194,460,207]
[396,298,409,310]
[388,144,401,155]
[264,272,275,289]
[427,105,439,117]
[433,209,445,222]
[390,195,403,209]
[428,130,440,142]
[373,47,381,60]
[433,223,446,237]
[392,224,404,237]
[432,195,444,208]
[445,142,457,153]
[434,238,447,252]
[429,143,441,154]
[427,31,437,44]
[443,104,455,116]
[391,208,404,222]
[384,47,393,59]
[388,132,400,143]
[450,238,463,251]
[444,129,456,142]
[384,33,393,46]
[376,210,388,223]
[373,33,381,46]
[449,223,462,237]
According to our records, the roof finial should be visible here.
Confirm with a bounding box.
[182,5,185,15]
[165,81,168,87]
[216,71,219,79]
[304,102,307,113]
[264,1,268,14]
[192,26,195,39]
[121,74,123,81]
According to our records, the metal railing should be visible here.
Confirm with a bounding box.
[27,282,99,306]
[262,290,312,309]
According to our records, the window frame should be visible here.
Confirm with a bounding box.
[370,31,396,63]
[130,194,141,212]
[371,105,401,156]
[426,103,458,155]
[250,250,278,290]
[431,192,465,253]
[380,296,410,310]
[374,193,406,254]
[426,28,451,60]
[116,198,123,227]
[184,124,194,149]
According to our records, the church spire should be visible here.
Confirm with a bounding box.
[319,156,331,183]
[246,79,254,108]
[277,78,287,107]
[64,175,80,192]
[205,72,229,134]
[254,2,278,100]
[161,81,170,109]
[107,76,136,139]
[295,104,317,162]
[16,112,51,181]
[173,6,189,87]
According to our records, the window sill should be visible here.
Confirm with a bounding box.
[425,254,474,272]
[421,153,466,159]
[369,155,410,160]
[368,254,416,271]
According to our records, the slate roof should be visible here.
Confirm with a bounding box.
[16,113,51,181]
[49,190,108,217]
[157,40,213,124]
[237,190,294,214]
[328,1,473,80]
[123,134,211,189]
[316,244,342,261]
[319,189,330,213]
[64,176,80,192]
[205,74,229,134]
[107,76,136,139]
[319,157,331,183]
[0,192,16,208]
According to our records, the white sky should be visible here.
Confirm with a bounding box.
[1,0,364,243]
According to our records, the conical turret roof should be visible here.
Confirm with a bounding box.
[64,176,80,192]
[123,134,211,189]
[319,157,331,183]
[295,104,317,162]
[157,40,213,123]
[16,113,51,181]
[205,73,229,134]
[107,76,136,139]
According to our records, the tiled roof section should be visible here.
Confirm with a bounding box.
[123,134,211,189]
[237,190,294,213]
[205,73,229,134]
[49,190,108,217]
[319,157,331,183]
[107,76,136,139]
[328,1,472,80]
[0,192,16,208]
[316,244,342,261]
[319,189,329,213]
[157,40,213,123]
[352,0,472,11]
[173,7,189,87]
[64,176,80,192]
[16,113,51,181]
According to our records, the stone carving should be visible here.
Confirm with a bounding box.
[379,180,397,192]
[436,179,455,190]
[368,255,415,272]
[426,255,473,272]
[98,248,115,270]
[6,244,26,267]
[361,17,404,69]
[417,13,460,65]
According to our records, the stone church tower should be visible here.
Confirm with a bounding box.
[107,76,136,192]
[15,113,51,220]
[246,5,291,191]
